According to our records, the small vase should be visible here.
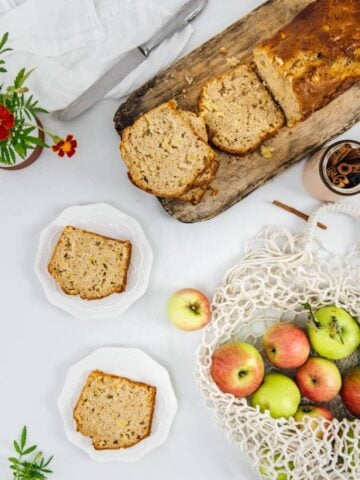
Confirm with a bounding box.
[0,117,45,171]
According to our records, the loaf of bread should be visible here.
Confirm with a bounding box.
[253,0,360,126]
[48,226,132,300]
[73,370,156,450]
[198,64,284,154]
[120,100,215,198]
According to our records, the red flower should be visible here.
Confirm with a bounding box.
[0,104,15,142]
[51,134,77,158]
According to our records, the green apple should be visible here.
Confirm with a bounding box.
[251,373,300,419]
[259,452,294,480]
[294,404,333,439]
[167,288,211,331]
[304,304,360,360]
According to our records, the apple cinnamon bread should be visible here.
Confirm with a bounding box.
[73,370,156,450]
[48,226,132,300]
[253,0,360,126]
[120,100,215,198]
[198,64,284,154]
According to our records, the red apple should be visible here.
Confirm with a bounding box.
[295,357,342,403]
[211,342,265,398]
[263,322,310,369]
[167,288,211,331]
[294,404,333,439]
[341,367,360,418]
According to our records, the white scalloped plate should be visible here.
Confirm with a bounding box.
[34,203,153,320]
[57,347,178,462]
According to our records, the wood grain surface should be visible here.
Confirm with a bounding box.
[114,0,360,223]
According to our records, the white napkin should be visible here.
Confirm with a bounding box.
[0,0,193,112]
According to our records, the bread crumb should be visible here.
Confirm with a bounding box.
[208,185,219,197]
[261,146,275,159]
[226,57,240,68]
[185,76,194,85]
[219,47,228,55]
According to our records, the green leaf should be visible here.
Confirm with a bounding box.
[27,136,47,147]
[13,440,21,454]
[14,144,26,159]
[14,67,36,89]
[0,32,9,51]
[23,445,37,456]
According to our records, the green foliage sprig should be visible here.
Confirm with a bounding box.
[0,32,77,165]
[8,426,53,480]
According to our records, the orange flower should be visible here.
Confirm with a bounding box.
[51,134,77,158]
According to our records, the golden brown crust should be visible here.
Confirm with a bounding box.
[192,158,220,188]
[48,226,132,301]
[255,0,360,122]
[73,370,156,450]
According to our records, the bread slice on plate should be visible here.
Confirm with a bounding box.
[120,100,215,198]
[48,226,132,300]
[73,370,156,450]
[198,64,284,154]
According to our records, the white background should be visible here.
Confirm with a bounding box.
[0,1,359,479]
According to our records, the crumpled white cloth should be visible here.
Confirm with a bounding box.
[0,0,193,112]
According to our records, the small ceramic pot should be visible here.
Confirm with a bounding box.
[303,140,360,201]
[0,117,45,171]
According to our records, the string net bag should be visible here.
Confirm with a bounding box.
[196,202,360,480]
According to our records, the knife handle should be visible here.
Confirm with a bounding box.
[139,0,207,56]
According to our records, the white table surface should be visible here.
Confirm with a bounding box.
[0,1,359,479]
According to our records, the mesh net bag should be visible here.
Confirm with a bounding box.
[196,202,360,480]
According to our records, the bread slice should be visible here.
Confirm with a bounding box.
[198,64,284,154]
[178,186,206,204]
[179,110,208,143]
[48,226,132,300]
[73,370,156,450]
[192,158,219,188]
[179,110,219,189]
[120,100,215,198]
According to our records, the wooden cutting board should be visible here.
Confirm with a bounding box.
[114,0,360,223]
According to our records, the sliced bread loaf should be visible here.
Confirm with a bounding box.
[198,64,284,154]
[73,370,156,450]
[253,0,360,126]
[120,100,215,198]
[48,226,132,300]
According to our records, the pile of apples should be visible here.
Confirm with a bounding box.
[210,305,360,424]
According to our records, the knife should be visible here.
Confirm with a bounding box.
[57,0,208,121]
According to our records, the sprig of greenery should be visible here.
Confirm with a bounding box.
[0,32,50,165]
[8,426,53,480]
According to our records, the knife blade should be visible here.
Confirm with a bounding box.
[57,0,208,121]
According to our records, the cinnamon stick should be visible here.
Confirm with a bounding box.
[272,200,327,230]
